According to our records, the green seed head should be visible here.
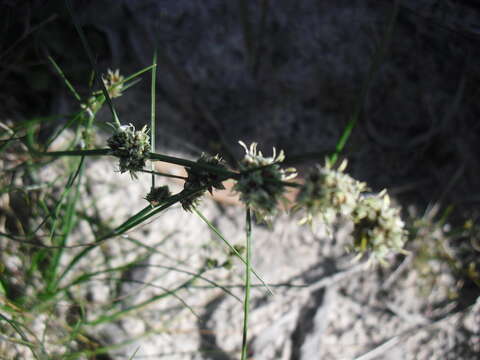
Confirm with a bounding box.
[145,185,171,206]
[107,124,151,177]
[180,153,227,211]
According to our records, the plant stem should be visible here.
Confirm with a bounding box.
[329,0,400,165]
[193,207,273,295]
[241,207,252,360]
[42,149,111,157]
[64,0,121,128]
[149,152,238,177]
[151,50,157,189]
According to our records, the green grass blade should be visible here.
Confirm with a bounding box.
[102,276,200,320]
[238,0,254,71]
[60,180,233,283]
[45,156,85,293]
[0,313,40,359]
[42,148,110,157]
[61,260,240,303]
[42,148,237,178]
[128,347,141,360]
[57,204,156,286]
[48,55,81,101]
[240,208,252,360]
[104,205,156,238]
[149,152,237,178]
[85,268,208,326]
[45,111,84,150]
[329,0,400,165]
[98,184,212,241]
[193,207,273,296]
[64,0,121,128]
[123,64,157,84]
[151,50,158,189]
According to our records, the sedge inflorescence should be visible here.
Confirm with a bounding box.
[102,69,124,99]
[107,124,151,177]
[351,190,408,265]
[145,185,171,207]
[295,159,367,225]
[180,153,227,211]
[295,159,407,264]
[233,141,296,223]
[82,69,124,119]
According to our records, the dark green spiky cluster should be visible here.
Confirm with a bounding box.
[145,185,171,206]
[107,124,151,177]
[180,154,227,211]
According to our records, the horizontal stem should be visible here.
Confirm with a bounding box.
[41,149,300,188]
[139,169,187,180]
[148,152,238,178]
[42,148,110,157]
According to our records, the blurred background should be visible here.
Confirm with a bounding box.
[2,0,480,209]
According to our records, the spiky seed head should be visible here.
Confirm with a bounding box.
[145,185,171,206]
[180,153,227,211]
[107,124,151,178]
[234,141,296,223]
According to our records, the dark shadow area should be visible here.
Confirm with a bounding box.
[197,294,232,360]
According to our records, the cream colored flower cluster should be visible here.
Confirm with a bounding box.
[81,69,124,119]
[351,191,408,265]
[295,160,367,225]
[102,69,124,99]
[295,161,407,264]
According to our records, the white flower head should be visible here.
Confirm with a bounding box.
[239,141,286,167]
[102,69,124,98]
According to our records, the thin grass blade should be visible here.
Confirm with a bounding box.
[193,207,273,295]
[240,207,252,360]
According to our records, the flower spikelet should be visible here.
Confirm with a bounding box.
[145,185,171,206]
[351,190,408,265]
[102,69,124,98]
[296,159,366,225]
[180,154,227,211]
[81,96,101,119]
[107,124,151,177]
[234,141,296,222]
